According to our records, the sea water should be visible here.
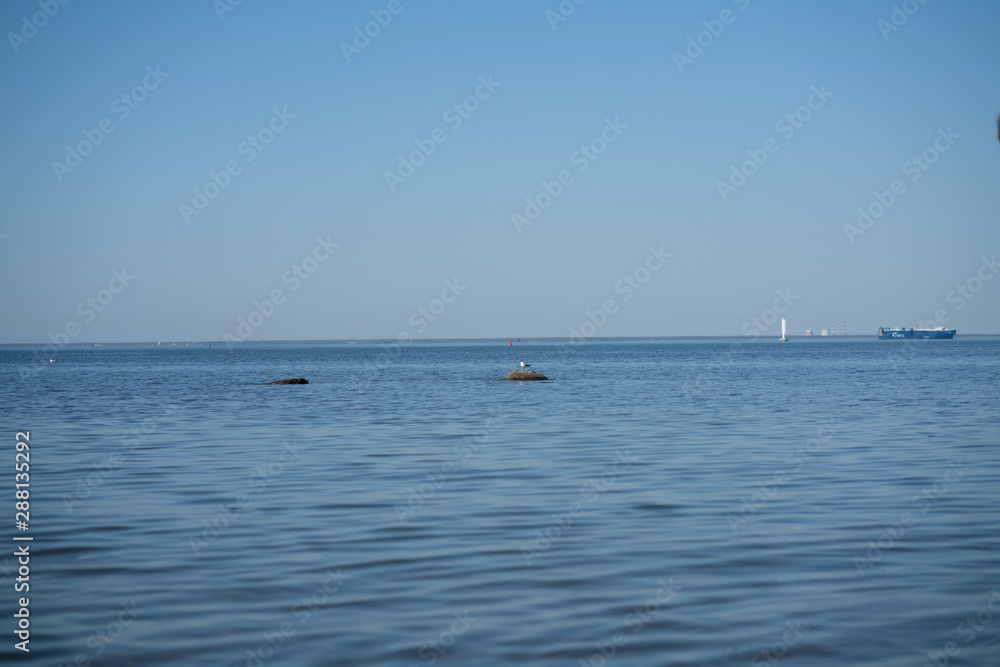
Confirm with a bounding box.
[1,338,998,666]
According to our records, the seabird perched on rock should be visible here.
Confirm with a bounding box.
[520,359,530,368]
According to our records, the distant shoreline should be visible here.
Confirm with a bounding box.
[3,334,998,348]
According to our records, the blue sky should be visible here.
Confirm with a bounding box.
[1,0,998,343]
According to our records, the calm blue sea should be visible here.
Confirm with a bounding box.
[2,338,999,666]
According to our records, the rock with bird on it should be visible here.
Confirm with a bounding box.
[264,378,309,385]
[503,369,549,381]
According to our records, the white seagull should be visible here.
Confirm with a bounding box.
[519,359,530,368]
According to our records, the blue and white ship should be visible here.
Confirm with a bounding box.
[877,327,956,340]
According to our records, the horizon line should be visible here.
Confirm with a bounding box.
[3,333,998,347]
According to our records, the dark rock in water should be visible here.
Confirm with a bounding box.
[503,369,549,381]
[264,378,309,385]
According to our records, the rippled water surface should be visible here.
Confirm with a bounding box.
[2,338,999,666]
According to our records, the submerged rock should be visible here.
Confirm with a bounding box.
[503,369,549,381]
[264,378,309,385]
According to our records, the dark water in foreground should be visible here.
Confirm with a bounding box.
[1,338,999,666]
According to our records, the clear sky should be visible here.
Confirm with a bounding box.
[1,0,998,343]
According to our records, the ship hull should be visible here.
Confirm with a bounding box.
[877,328,956,340]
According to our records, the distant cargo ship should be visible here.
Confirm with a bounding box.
[877,327,956,340]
